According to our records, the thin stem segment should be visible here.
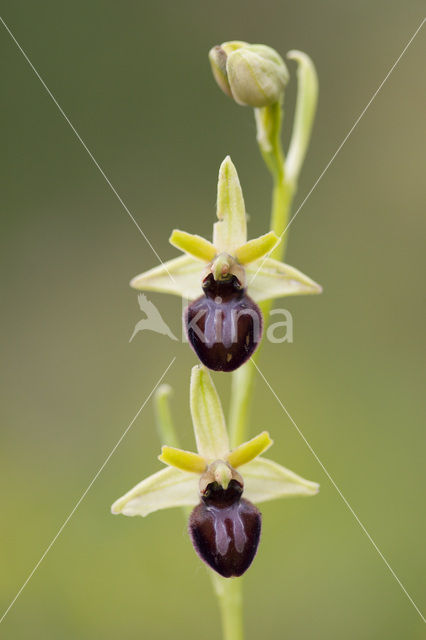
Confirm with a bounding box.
[211,574,244,640]
[229,101,293,448]
[229,53,317,449]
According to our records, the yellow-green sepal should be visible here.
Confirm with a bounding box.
[241,457,319,503]
[111,466,199,517]
[245,257,322,303]
[213,156,247,254]
[130,254,202,300]
[190,365,229,461]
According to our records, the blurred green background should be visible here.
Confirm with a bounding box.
[1,1,425,638]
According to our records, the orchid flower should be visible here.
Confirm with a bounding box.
[112,365,318,577]
[130,156,321,371]
[131,156,321,304]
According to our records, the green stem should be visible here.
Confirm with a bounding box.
[228,360,256,449]
[269,167,293,261]
[229,51,318,446]
[229,102,293,448]
[211,575,244,640]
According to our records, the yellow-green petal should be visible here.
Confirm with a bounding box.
[227,431,273,468]
[190,365,229,460]
[159,446,207,474]
[213,156,247,254]
[234,231,280,265]
[169,229,216,262]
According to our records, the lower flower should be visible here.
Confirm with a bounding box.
[111,366,319,577]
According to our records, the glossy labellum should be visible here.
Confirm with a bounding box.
[189,478,261,578]
[185,274,263,372]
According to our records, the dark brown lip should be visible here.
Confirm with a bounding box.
[185,276,263,372]
[189,482,262,578]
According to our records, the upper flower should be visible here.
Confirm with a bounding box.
[130,156,321,305]
[111,365,319,577]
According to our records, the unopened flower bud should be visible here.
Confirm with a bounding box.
[209,41,289,108]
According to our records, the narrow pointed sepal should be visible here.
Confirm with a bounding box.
[241,457,319,503]
[190,365,230,460]
[111,466,199,517]
[246,257,322,302]
[169,229,217,262]
[213,156,247,253]
[130,254,202,300]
